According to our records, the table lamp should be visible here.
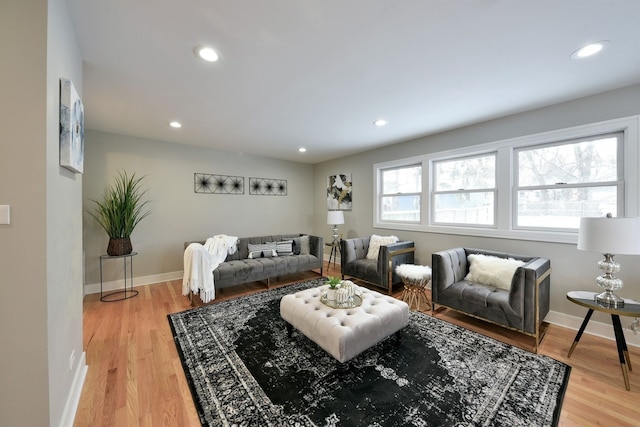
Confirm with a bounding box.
[577,214,640,308]
[327,210,344,245]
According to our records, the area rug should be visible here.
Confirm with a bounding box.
[168,278,570,427]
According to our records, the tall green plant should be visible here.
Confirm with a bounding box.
[89,171,151,238]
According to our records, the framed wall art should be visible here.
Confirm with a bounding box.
[249,177,287,196]
[327,173,352,210]
[194,173,244,194]
[59,78,84,173]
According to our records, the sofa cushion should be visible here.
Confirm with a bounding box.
[247,242,277,259]
[274,240,294,256]
[366,234,399,260]
[293,235,310,255]
[464,254,524,291]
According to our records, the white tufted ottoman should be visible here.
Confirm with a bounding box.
[280,284,409,363]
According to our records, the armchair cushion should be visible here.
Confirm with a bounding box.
[465,254,525,291]
[366,234,399,260]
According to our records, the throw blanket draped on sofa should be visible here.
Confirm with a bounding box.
[183,234,239,303]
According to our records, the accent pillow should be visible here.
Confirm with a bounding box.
[274,240,293,256]
[247,242,277,259]
[366,234,399,260]
[464,254,525,291]
[292,237,301,255]
[298,235,310,255]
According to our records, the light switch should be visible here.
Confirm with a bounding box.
[0,205,10,225]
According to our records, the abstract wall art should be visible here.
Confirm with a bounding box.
[249,177,287,196]
[59,78,84,173]
[327,173,352,210]
[194,173,244,194]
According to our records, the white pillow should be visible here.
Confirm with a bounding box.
[464,254,525,291]
[366,234,399,260]
[247,242,277,259]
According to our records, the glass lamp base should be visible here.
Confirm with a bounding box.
[595,290,625,308]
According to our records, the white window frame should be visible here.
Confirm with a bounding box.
[512,133,624,232]
[378,164,422,224]
[431,152,497,228]
[373,115,640,244]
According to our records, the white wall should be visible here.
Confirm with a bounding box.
[83,131,317,288]
[0,0,85,426]
[314,83,640,334]
[46,0,86,425]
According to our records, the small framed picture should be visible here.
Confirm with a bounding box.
[59,78,84,173]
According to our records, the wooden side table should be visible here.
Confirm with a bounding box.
[566,291,640,390]
[99,252,139,302]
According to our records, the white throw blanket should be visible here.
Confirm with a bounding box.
[183,234,238,303]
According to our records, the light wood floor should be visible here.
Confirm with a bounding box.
[75,263,640,426]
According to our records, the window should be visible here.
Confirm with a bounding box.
[515,133,622,230]
[379,165,421,222]
[373,116,639,244]
[432,153,496,226]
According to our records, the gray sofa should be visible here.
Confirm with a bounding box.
[340,236,415,294]
[432,247,551,352]
[185,233,323,291]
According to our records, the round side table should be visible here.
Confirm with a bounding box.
[567,291,640,390]
[99,252,139,302]
[396,264,432,312]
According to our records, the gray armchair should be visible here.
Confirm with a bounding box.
[340,236,415,294]
[432,247,551,352]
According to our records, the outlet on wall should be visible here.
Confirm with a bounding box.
[69,349,75,371]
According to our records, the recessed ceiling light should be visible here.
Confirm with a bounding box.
[571,41,610,59]
[169,121,182,128]
[298,147,307,153]
[193,46,221,62]
[373,119,387,127]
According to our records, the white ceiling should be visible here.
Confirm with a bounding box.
[65,0,640,164]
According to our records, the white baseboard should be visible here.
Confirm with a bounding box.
[545,310,640,348]
[84,270,183,295]
[59,351,88,427]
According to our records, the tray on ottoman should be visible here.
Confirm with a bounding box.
[280,284,409,363]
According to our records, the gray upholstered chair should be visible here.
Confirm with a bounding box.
[340,236,415,294]
[432,247,551,352]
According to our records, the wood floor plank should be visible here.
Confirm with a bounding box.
[74,263,640,426]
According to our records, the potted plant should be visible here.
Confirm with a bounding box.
[89,171,151,256]
[326,276,342,300]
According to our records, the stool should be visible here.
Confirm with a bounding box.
[396,264,432,312]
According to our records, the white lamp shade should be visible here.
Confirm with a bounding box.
[577,216,640,255]
[327,210,344,225]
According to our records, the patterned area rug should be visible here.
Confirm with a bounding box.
[168,278,570,426]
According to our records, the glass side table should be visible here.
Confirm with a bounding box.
[566,291,640,390]
[99,252,139,302]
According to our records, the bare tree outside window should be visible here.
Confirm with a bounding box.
[516,134,621,229]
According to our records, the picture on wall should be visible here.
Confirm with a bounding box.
[249,177,287,196]
[194,173,244,194]
[59,78,84,173]
[327,173,352,210]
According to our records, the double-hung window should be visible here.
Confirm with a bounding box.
[432,153,496,226]
[514,133,622,230]
[379,165,422,222]
[374,116,637,243]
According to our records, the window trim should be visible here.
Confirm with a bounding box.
[373,115,640,244]
[378,164,422,223]
[431,151,497,228]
